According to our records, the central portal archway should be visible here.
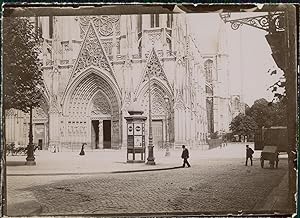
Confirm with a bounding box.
[89,90,113,149]
[63,68,121,150]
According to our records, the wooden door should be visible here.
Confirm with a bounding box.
[152,120,163,148]
[103,120,111,149]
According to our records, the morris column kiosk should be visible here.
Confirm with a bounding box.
[125,106,147,163]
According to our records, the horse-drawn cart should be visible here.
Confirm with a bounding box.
[260,146,279,169]
[6,143,39,156]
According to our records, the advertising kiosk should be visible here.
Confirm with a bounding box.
[125,107,147,163]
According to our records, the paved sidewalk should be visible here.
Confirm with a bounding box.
[6,143,265,175]
[7,149,184,175]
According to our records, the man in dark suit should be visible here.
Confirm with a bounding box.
[245,144,254,166]
[181,145,191,168]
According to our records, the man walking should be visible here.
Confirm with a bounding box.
[245,144,254,166]
[181,145,191,168]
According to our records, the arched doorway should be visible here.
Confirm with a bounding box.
[136,80,174,149]
[63,68,121,150]
[89,90,113,149]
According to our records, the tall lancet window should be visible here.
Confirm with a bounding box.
[49,15,54,39]
[137,15,143,58]
[150,14,154,28]
[150,14,160,28]
[204,59,213,84]
[167,14,173,28]
[38,20,43,38]
[137,15,142,33]
[34,17,43,38]
[155,14,159,27]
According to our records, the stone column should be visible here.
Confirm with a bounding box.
[44,122,48,149]
[213,97,219,133]
[112,25,117,60]
[98,120,103,149]
[174,108,179,144]
[162,26,167,57]
[179,110,183,141]
[48,107,60,150]
[161,119,165,145]
[180,109,184,142]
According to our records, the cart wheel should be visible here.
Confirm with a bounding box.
[261,160,264,168]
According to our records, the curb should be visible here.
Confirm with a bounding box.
[7,165,184,176]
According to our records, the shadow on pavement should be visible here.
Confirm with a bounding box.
[7,161,26,166]
[112,166,183,173]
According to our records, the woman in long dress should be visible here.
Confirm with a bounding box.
[79,143,86,156]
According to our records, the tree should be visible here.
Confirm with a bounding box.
[3,17,43,166]
[229,113,257,141]
[247,98,273,128]
[247,98,287,129]
[3,17,43,112]
[270,98,287,126]
[244,103,251,116]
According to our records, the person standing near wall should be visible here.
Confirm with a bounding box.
[181,145,191,168]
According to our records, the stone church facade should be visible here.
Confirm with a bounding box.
[5,14,238,150]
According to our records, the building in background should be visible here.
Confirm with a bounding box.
[5,14,242,150]
[230,95,246,118]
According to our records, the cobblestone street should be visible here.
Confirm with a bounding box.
[7,144,292,216]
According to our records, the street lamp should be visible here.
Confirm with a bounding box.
[25,105,36,165]
[146,74,155,165]
[164,95,170,157]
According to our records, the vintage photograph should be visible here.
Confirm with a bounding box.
[1,4,297,217]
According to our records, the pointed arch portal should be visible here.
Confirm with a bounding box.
[136,79,174,149]
[133,48,174,148]
[61,21,122,150]
[63,69,121,149]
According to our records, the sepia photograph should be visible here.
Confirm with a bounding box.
[1,4,297,217]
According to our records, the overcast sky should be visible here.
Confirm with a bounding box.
[187,13,284,106]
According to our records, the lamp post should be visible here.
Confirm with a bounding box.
[25,105,36,165]
[164,95,170,156]
[146,74,155,165]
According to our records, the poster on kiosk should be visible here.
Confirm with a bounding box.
[126,122,146,163]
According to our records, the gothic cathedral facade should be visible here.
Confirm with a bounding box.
[5,14,235,150]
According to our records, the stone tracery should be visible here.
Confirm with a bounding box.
[79,16,120,39]
[91,92,112,116]
[142,49,168,83]
[72,24,114,80]
[139,82,170,118]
